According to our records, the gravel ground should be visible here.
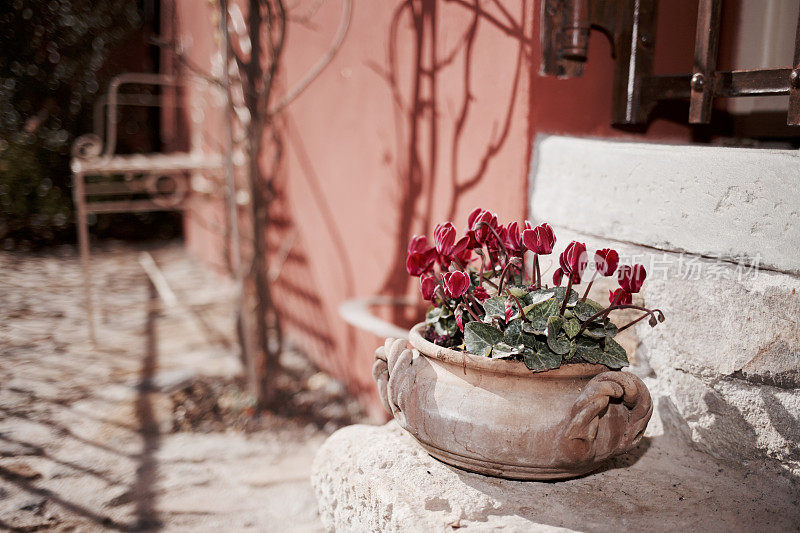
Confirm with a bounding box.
[0,241,361,531]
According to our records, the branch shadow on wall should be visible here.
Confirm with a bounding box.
[264,121,357,393]
[371,0,530,310]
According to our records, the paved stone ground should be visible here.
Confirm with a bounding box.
[0,241,355,531]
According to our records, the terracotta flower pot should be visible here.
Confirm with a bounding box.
[372,323,653,480]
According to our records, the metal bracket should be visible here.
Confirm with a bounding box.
[541,0,800,126]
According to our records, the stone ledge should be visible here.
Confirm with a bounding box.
[547,226,800,474]
[529,135,800,274]
[312,422,800,532]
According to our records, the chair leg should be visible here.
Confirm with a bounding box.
[73,171,97,346]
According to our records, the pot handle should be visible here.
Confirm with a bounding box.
[559,371,653,463]
[372,338,414,428]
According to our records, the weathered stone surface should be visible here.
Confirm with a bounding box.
[530,135,800,274]
[529,135,800,473]
[312,422,800,532]
[735,339,800,389]
[544,227,800,476]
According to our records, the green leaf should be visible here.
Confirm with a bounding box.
[522,321,546,335]
[505,319,543,352]
[464,322,504,357]
[547,333,572,355]
[582,326,604,339]
[568,342,577,360]
[573,299,604,321]
[491,342,524,359]
[563,318,581,339]
[506,286,529,299]
[582,319,618,340]
[552,287,579,307]
[482,296,506,319]
[426,307,442,325]
[433,317,458,337]
[521,344,562,372]
[546,318,572,355]
[547,315,565,337]
[595,338,629,369]
[524,298,559,329]
[574,337,604,363]
[503,319,525,345]
[526,289,555,306]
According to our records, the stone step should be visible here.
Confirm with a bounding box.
[312,422,800,532]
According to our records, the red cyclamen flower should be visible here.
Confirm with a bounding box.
[466,208,499,245]
[442,271,470,298]
[406,247,436,276]
[504,300,514,323]
[594,248,619,277]
[407,235,429,254]
[522,222,556,255]
[618,264,647,293]
[456,247,473,265]
[503,222,522,253]
[609,288,633,305]
[553,268,564,286]
[466,207,484,229]
[559,241,588,283]
[433,222,469,259]
[472,286,490,302]
[420,275,436,301]
[455,311,465,332]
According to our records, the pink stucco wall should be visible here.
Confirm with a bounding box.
[168,0,703,419]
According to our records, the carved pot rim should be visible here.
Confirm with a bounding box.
[408,322,611,379]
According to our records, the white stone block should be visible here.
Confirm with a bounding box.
[530,135,800,274]
[547,227,800,475]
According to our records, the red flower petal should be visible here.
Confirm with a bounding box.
[618,264,647,293]
[443,271,470,298]
[420,275,436,301]
[609,288,633,305]
[408,235,429,255]
[553,267,564,286]
[594,248,619,277]
[559,241,587,283]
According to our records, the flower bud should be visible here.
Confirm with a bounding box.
[420,275,436,301]
[467,208,499,245]
[559,241,588,283]
[442,271,470,298]
[504,300,514,323]
[433,222,456,255]
[503,222,522,253]
[433,222,469,267]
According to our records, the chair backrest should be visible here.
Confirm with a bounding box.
[87,72,223,160]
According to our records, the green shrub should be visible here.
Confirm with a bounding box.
[0,0,143,248]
